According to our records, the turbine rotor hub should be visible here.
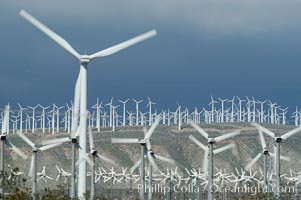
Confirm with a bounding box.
[80,55,90,64]
[276,137,282,143]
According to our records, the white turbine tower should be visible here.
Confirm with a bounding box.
[20,9,157,198]
[251,123,301,199]
[189,121,240,200]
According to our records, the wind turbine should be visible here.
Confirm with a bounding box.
[92,98,102,132]
[0,132,28,198]
[189,121,240,200]
[17,103,28,133]
[218,98,228,123]
[87,126,114,200]
[112,116,174,200]
[251,123,301,199]
[118,99,129,127]
[20,9,157,198]
[42,125,93,199]
[209,96,218,123]
[245,129,290,192]
[133,99,143,126]
[147,97,156,126]
[16,131,62,200]
[27,105,39,133]
[38,105,50,133]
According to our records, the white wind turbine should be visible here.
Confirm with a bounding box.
[92,98,102,132]
[0,130,28,197]
[87,126,115,200]
[20,9,157,198]
[17,103,28,134]
[118,98,129,127]
[189,121,240,200]
[245,129,290,192]
[38,105,50,134]
[53,104,64,133]
[133,99,143,126]
[42,125,94,199]
[16,131,62,200]
[218,98,228,123]
[209,96,218,123]
[112,116,174,200]
[27,105,39,133]
[111,105,120,131]
[251,123,301,199]
[147,97,156,126]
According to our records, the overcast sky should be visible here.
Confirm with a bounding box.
[0,0,301,111]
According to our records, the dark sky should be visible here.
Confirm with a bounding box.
[1,0,301,111]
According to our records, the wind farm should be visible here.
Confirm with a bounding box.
[1,1,301,200]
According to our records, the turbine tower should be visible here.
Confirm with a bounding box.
[20,9,157,198]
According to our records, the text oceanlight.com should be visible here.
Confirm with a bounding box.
[137,183,295,195]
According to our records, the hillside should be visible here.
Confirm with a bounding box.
[3,123,301,190]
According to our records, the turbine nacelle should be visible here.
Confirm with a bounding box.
[91,149,97,156]
[276,137,282,143]
[71,137,77,143]
[208,138,216,144]
[32,147,39,152]
[80,55,90,64]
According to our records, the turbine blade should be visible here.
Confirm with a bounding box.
[145,140,152,151]
[188,135,207,151]
[144,115,161,140]
[245,153,262,170]
[130,159,141,174]
[88,126,95,150]
[42,137,70,145]
[111,138,140,144]
[77,152,94,167]
[147,152,159,172]
[89,30,157,59]
[281,127,301,140]
[189,121,209,139]
[75,124,83,137]
[251,123,275,138]
[19,10,80,59]
[28,155,34,177]
[96,153,115,164]
[153,154,175,164]
[213,144,235,154]
[202,150,208,174]
[39,143,62,152]
[258,130,267,150]
[4,140,28,160]
[214,130,240,143]
[16,131,35,148]
[280,155,291,161]
[270,153,290,161]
